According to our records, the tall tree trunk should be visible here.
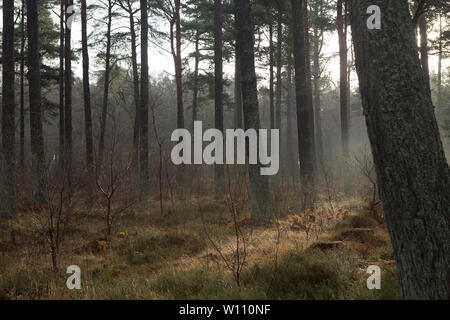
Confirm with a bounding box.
[418,11,431,95]
[20,0,26,177]
[27,0,46,202]
[64,0,73,195]
[437,13,442,112]
[59,0,65,167]
[174,0,183,129]
[312,1,323,166]
[337,0,349,191]
[139,0,150,200]
[1,0,16,219]
[349,0,450,300]
[234,31,243,129]
[81,0,94,202]
[172,0,184,189]
[269,23,275,129]
[235,0,273,222]
[125,0,141,169]
[98,0,113,166]
[214,0,225,198]
[192,30,200,125]
[303,0,315,165]
[286,50,297,178]
[275,1,283,131]
[291,0,316,210]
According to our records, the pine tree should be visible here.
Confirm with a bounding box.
[350,0,450,299]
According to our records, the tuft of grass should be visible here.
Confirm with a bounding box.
[240,248,361,299]
[115,230,206,266]
[151,269,240,299]
[346,214,377,229]
[352,265,402,300]
[0,267,57,300]
[332,228,388,248]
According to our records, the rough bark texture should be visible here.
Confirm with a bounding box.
[235,0,273,222]
[81,0,95,201]
[1,0,16,219]
[139,0,150,199]
[350,0,450,300]
[291,0,316,210]
[27,0,47,202]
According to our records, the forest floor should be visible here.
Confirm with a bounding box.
[0,196,402,300]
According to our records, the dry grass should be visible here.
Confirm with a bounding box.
[0,197,401,300]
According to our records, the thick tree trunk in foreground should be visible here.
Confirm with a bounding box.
[235,0,273,222]
[350,0,450,300]
[291,0,316,210]
[81,0,95,202]
[27,0,46,202]
[1,0,16,219]
[139,0,150,200]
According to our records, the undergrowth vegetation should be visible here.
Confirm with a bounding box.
[0,197,402,300]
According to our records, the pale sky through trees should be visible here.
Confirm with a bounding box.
[0,4,447,90]
[65,8,450,89]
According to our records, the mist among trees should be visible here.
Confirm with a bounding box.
[0,0,449,300]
